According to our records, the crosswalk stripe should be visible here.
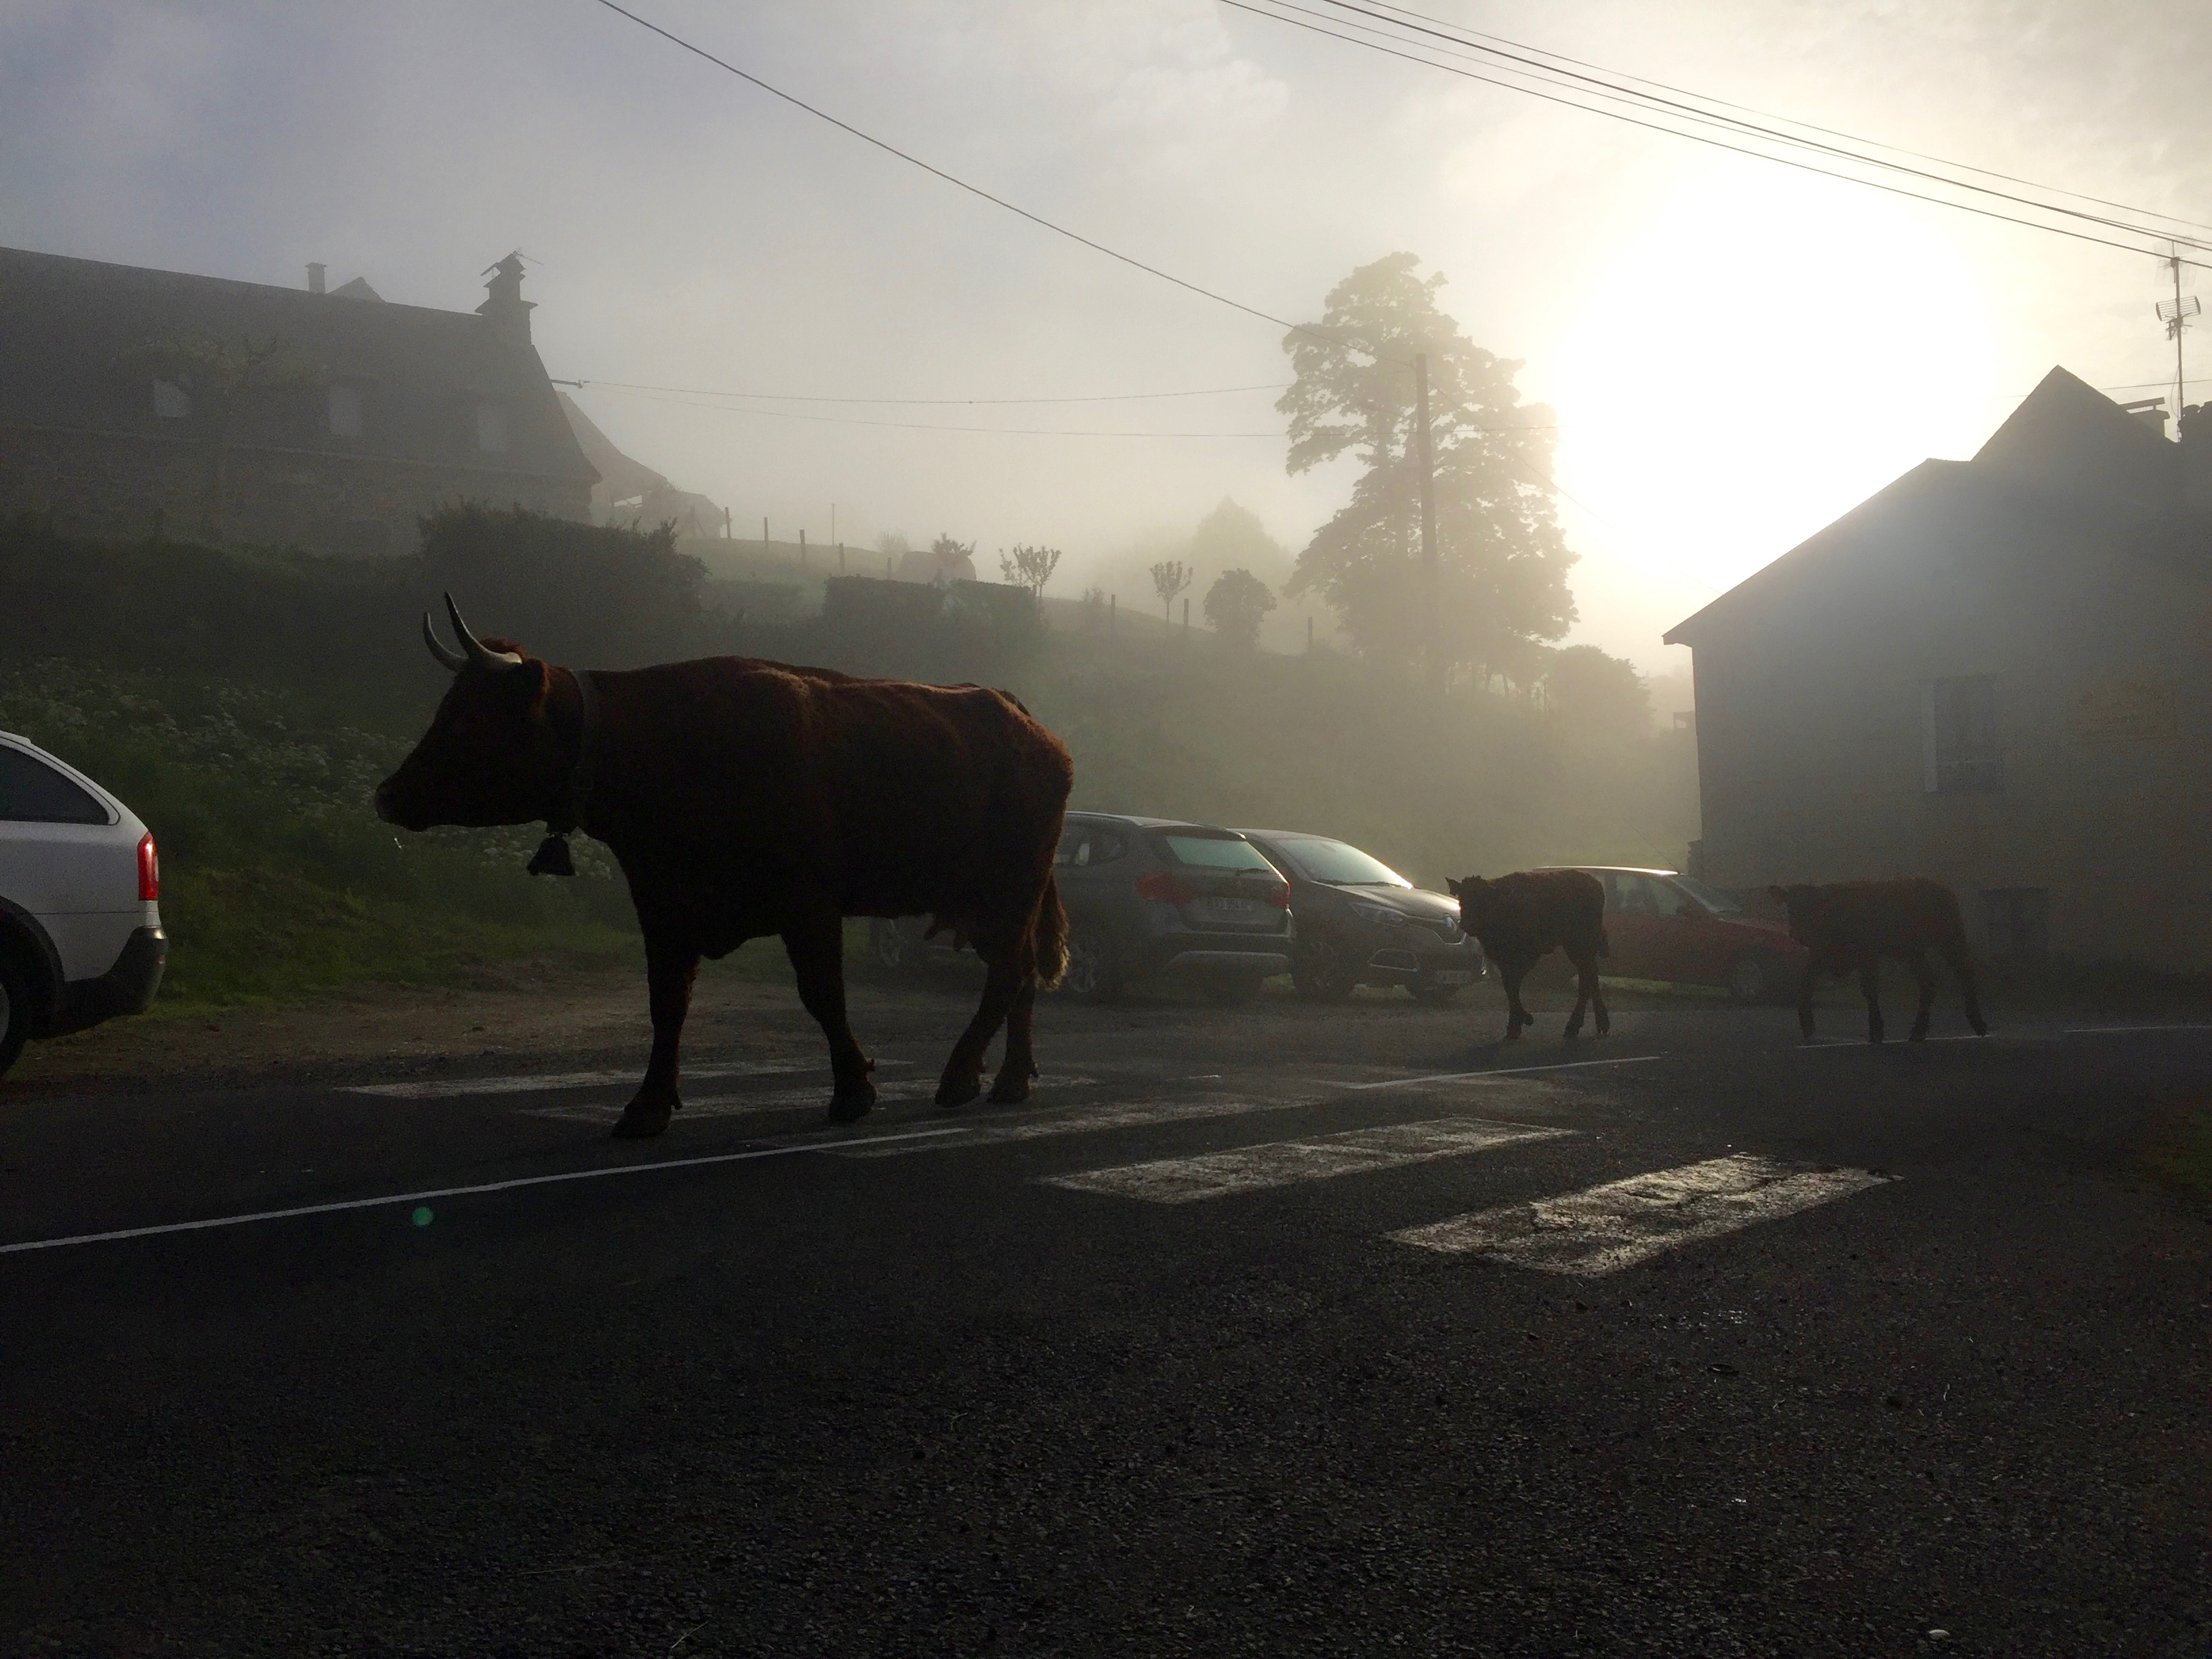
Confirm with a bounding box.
[823,1093,1292,1158]
[345,1059,912,1100]
[1039,1117,1574,1204]
[528,1076,1100,1126]
[1389,1155,1888,1275]
[1340,1054,1664,1091]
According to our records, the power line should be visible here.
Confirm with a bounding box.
[1305,0,2212,253]
[1225,0,2212,272]
[574,380,1558,438]
[551,376,1292,406]
[588,0,1405,363]
[1353,0,2212,241]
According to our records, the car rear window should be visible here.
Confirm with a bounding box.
[1158,834,1274,872]
[0,747,109,825]
[1273,836,1410,887]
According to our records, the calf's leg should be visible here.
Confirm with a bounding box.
[1906,947,1937,1042]
[783,912,876,1124]
[1860,959,1885,1044]
[1944,942,1989,1036]
[613,930,701,1139]
[1500,958,1534,1040]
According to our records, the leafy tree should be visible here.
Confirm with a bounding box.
[998,543,1064,607]
[1149,558,1193,627]
[1540,644,1652,741]
[118,330,322,539]
[1188,498,1291,590]
[1279,253,1574,685]
[1203,568,1276,648]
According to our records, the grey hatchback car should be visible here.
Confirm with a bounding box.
[1235,829,1483,1004]
[1053,813,1295,1004]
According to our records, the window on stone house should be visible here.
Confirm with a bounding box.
[1982,888,2049,962]
[476,401,509,453]
[1924,674,2001,792]
[152,379,190,419]
[328,384,364,438]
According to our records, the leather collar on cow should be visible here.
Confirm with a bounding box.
[527,668,600,878]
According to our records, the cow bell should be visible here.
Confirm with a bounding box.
[527,832,576,878]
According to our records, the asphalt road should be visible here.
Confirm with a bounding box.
[5,976,2209,1658]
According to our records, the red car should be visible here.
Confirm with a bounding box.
[1551,866,1806,1004]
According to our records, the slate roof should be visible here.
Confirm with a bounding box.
[0,245,596,486]
[1664,367,2200,647]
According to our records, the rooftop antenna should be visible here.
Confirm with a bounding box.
[2156,249,2200,430]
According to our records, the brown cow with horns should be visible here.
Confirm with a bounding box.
[375,596,1073,1139]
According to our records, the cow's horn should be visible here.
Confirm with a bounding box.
[422,611,469,673]
[443,592,523,671]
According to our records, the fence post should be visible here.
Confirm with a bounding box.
[838,541,846,574]
[1109,594,1116,634]
[762,516,769,554]
[1182,596,1189,639]
[800,528,808,566]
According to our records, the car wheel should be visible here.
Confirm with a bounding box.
[1058,928,1122,1004]
[1292,933,1360,1002]
[869,918,923,977]
[1408,973,1460,1006]
[1726,951,1774,1005]
[0,956,30,1081]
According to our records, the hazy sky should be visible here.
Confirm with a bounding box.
[7,1,2209,671]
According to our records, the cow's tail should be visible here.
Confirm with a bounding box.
[1032,870,1069,991]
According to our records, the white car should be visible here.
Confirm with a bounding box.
[0,732,167,1079]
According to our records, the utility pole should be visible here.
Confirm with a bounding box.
[2158,252,2201,426]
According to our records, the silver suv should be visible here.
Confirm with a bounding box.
[0,733,167,1079]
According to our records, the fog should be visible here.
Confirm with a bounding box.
[6,0,2209,672]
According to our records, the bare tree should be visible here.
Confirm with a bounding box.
[998,543,1064,612]
[1149,558,1193,629]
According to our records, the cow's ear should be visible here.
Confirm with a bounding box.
[1446,878,1462,897]
[523,658,554,714]
[1767,885,1788,902]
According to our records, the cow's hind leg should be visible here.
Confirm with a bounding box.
[1562,945,1607,1040]
[940,926,1023,1108]
[783,912,876,1124]
[1860,959,1885,1044]
[1906,948,1937,1042]
[613,930,699,1139]
[987,978,1040,1104]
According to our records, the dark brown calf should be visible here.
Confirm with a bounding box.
[1448,869,1610,1041]
[1769,879,1987,1044]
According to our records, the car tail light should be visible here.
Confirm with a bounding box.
[137,832,160,902]
[1263,881,1291,907]
[1135,871,1200,905]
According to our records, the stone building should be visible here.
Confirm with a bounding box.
[1665,368,2212,970]
[0,246,596,554]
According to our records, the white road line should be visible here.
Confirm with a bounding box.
[343,1059,912,1100]
[825,1094,1293,1158]
[1340,1054,1666,1091]
[527,1076,1099,1126]
[1389,1155,1889,1276]
[2063,1023,2212,1036]
[1040,1118,1574,1204]
[0,1126,971,1257]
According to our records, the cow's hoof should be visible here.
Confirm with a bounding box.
[936,1078,983,1109]
[986,1076,1033,1105]
[610,1102,673,1139]
[825,1088,874,1124]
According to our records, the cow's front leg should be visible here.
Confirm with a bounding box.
[1906,948,1937,1041]
[613,929,699,1139]
[783,912,876,1124]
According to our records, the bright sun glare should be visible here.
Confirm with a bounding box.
[1551,166,2000,600]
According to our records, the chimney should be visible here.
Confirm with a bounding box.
[2120,396,2169,438]
[476,250,535,346]
[307,262,326,295]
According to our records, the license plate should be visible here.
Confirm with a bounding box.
[1198,896,1265,917]
[1431,969,1474,985]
